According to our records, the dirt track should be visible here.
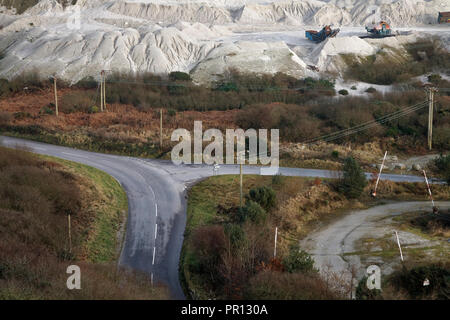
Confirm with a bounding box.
[300,201,450,292]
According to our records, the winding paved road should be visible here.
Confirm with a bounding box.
[0,136,443,299]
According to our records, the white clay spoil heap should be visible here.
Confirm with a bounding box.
[0,0,449,84]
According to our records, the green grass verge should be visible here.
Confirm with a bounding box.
[39,155,128,263]
[1,129,165,159]
[180,174,329,298]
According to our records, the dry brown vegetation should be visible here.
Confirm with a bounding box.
[183,174,350,300]
[183,172,450,300]
[1,66,448,164]
[246,270,342,300]
[0,146,168,299]
[398,209,450,239]
[356,261,450,300]
[344,38,450,85]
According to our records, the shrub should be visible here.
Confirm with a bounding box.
[428,74,442,84]
[167,84,188,96]
[0,0,39,14]
[338,89,349,96]
[435,154,450,184]
[434,127,450,151]
[0,72,48,97]
[77,76,98,89]
[40,105,54,115]
[169,71,191,82]
[0,112,12,126]
[191,225,226,278]
[331,150,339,158]
[224,223,245,248]
[245,186,276,211]
[237,200,267,224]
[339,157,367,198]
[271,174,284,186]
[351,86,357,90]
[215,81,238,92]
[406,39,450,71]
[236,103,321,142]
[246,270,341,299]
[303,77,335,91]
[388,264,450,299]
[355,277,383,300]
[60,92,95,113]
[282,245,316,274]
[167,109,176,117]
[13,111,31,120]
[89,106,99,114]
[345,39,450,85]
[365,87,377,93]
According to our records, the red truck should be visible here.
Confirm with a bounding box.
[438,12,450,23]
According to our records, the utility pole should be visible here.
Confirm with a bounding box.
[273,227,278,258]
[103,70,107,112]
[427,87,437,150]
[68,214,72,254]
[239,163,243,208]
[160,108,163,150]
[239,149,248,208]
[423,170,438,213]
[394,231,403,262]
[372,150,387,197]
[53,77,59,117]
[100,71,104,112]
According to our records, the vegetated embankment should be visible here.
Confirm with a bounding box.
[0,146,168,299]
[180,170,450,300]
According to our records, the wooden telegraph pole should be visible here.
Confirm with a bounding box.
[394,231,404,262]
[160,108,163,149]
[427,87,437,150]
[239,149,247,208]
[68,213,72,254]
[53,77,59,117]
[273,227,278,258]
[240,163,243,207]
[100,71,104,112]
[103,70,107,112]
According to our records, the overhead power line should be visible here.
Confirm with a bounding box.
[312,102,428,144]
[303,101,429,145]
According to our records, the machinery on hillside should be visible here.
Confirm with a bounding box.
[305,25,340,43]
[438,12,450,24]
[364,21,394,38]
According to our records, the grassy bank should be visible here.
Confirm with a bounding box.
[1,128,165,159]
[0,147,168,299]
[40,155,128,263]
[181,175,354,299]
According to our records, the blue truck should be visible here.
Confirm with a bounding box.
[305,26,340,43]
